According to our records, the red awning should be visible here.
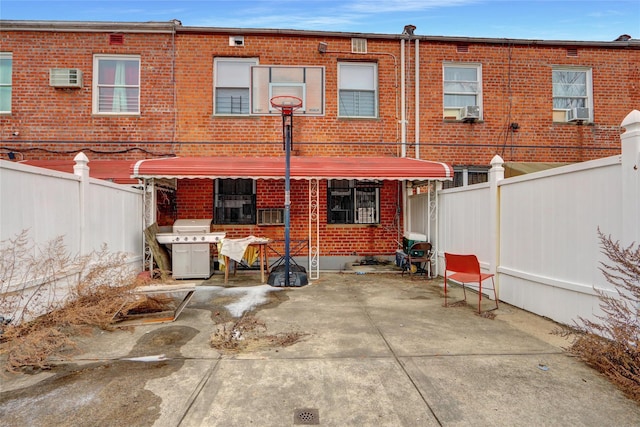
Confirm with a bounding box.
[131,156,453,181]
[21,160,138,184]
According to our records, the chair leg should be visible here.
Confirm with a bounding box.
[492,277,499,310]
[444,276,448,306]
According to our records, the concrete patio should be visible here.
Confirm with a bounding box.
[2,272,639,426]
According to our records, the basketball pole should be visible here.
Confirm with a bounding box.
[283,108,292,287]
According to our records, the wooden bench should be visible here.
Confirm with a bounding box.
[444,253,498,313]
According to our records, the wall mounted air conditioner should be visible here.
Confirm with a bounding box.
[461,105,480,121]
[49,68,83,88]
[566,107,590,122]
[257,208,284,225]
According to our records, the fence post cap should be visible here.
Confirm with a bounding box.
[490,154,504,167]
[73,152,89,165]
[621,110,640,131]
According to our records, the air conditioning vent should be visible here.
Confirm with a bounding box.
[351,38,367,53]
[49,68,83,88]
[460,105,480,121]
[566,107,590,122]
[229,35,245,46]
[257,208,284,225]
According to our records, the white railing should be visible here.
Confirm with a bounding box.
[434,110,640,325]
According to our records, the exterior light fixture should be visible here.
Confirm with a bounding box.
[318,42,328,53]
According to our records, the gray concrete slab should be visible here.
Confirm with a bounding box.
[1,273,639,427]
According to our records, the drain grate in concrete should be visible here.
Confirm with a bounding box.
[293,408,319,425]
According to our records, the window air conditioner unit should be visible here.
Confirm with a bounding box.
[461,105,480,121]
[257,208,284,225]
[566,107,590,122]
[49,68,83,88]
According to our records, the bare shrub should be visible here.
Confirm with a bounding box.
[559,230,640,402]
[210,314,307,354]
[0,231,169,373]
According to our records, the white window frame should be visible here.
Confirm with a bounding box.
[552,67,593,122]
[214,57,258,115]
[92,54,141,115]
[442,63,482,120]
[0,52,12,114]
[338,62,378,118]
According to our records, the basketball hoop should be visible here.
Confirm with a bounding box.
[270,95,303,116]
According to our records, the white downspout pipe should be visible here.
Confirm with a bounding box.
[400,38,406,158]
[415,39,420,159]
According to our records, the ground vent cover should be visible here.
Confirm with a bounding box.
[294,408,319,425]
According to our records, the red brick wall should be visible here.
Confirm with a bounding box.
[172,177,400,257]
[174,34,402,157]
[408,41,636,165]
[0,30,176,160]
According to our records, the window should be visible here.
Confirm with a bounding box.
[215,179,256,224]
[328,180,380,224]
[552,67,592,121]
[93,55,140,114]
[0,53,12,113]
[443,63,482,120]
[214,58,257,115]
[338,62,377,118]
[251,65,324,115]
[442,167,489,189]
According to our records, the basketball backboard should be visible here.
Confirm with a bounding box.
[251,65,324,115]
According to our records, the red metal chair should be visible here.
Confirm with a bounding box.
[444,253,498,313]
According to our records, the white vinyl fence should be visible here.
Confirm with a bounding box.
[421,110,640,326]
[1,152,144,293]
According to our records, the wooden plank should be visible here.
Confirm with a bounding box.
[133,282,198,294]
[144,223,171,280]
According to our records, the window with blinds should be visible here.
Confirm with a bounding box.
[214,58,258,115]
[338,62,377,118]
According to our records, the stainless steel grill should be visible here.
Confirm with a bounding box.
[156,219,225,279]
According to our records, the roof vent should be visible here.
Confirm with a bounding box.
[615,34,631,41]
[109,34,124,45]
[229,36,245,47]
[351,38,367,53]
[566,47,578,57]
[402,24,416,36]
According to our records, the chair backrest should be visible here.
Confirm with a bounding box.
[409,242,432,258]
[444,253,480,275]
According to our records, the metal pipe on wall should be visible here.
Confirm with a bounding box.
[415,39,420,159]
[400,38,406,158]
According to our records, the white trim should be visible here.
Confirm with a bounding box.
[338,62,378,118]
[92,54,141,115]
[442,62,483,120]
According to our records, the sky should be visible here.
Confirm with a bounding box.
[1,0,638,42]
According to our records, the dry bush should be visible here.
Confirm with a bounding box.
[0,231,170,373]
[559,230,640,402]
[210,314,307,354]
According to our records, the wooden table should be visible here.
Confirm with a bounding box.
[223,239,271,284]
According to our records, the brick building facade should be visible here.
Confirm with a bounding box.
[1,20,638,268]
